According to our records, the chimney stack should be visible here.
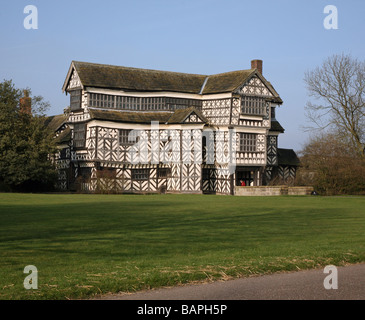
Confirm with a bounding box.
[251,59,263,75]
[19,90,31,115]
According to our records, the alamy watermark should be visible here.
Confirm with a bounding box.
[323,265,338,290]
[23,265,38,289]
[125,123,237,174]
[23,5,38,30]
[323,5,338,30]
[21,264,339,292]
[23,5,338,31]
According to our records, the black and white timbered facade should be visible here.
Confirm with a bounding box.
[51,59,299,194]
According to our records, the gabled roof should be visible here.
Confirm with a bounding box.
[202,69,255,94]
[166,107,207,124]
[63,61,206,94]
[202,68,281,102]
[44,114,69,131]
[62,61,282,102]
[277,148,300,166]
[88,107,207,125]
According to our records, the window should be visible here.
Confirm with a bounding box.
[89,93,115,108]
[116,96,123,109]
[119,129,139,146]
[166,97,202,111]
[241,96,266,115]
[73,123,86,148]
[158,168,171,178]
[70,90,82,111]
[131,169,149,180]
[239,133,257,152]
[271,106,276,119]
[89,93,98,107]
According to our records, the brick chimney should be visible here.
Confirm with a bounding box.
[19,90,31,115]
[251,59,263,75]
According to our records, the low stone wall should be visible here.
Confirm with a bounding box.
[235,186,286,196]
[288,186,314,195]
[235,186,314,196]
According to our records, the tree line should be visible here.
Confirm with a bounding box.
[296,54,365,195]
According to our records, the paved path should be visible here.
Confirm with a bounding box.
[94,263,365,300]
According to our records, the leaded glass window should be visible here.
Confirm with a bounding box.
[239,133,257,152]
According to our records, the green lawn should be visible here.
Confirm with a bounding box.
[0,193,364,300]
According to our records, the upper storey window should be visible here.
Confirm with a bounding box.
[241,96,266,116]
[119,129,139,146]
[239,133,257,152]
[271,106,276,119]
[73,123,86,148]
[89,93,114,108]
[70,90,82,111]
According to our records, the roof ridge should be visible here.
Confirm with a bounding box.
[73,60,256,78]
[73,60,207,77]
[208,68,255,77]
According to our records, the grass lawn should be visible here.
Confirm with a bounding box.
[0,193,364,300]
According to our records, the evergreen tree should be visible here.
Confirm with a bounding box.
[0,80,57,191]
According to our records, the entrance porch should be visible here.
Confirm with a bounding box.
[235,166,263,187]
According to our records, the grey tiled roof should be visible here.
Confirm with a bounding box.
[65,61,282,102]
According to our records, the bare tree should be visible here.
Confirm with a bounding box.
[304,54,365,156]
[296,132,365,194]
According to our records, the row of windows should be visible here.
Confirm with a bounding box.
[76,167,256,187]
[70,90,269,117]
[119,130,257,152]
[95,168,171,181]
[73,127,258,153]
[78,168,255,186]
[89,93,202,111]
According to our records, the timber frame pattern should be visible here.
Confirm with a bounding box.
[50,60,299,194]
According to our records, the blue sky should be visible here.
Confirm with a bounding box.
[1,0,364,151]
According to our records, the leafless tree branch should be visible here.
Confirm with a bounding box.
[304,54,365,156]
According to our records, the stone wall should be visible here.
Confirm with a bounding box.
[235,186,313,196]
[288,186,314,195]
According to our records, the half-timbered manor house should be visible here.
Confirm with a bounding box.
[48,59,299,194]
